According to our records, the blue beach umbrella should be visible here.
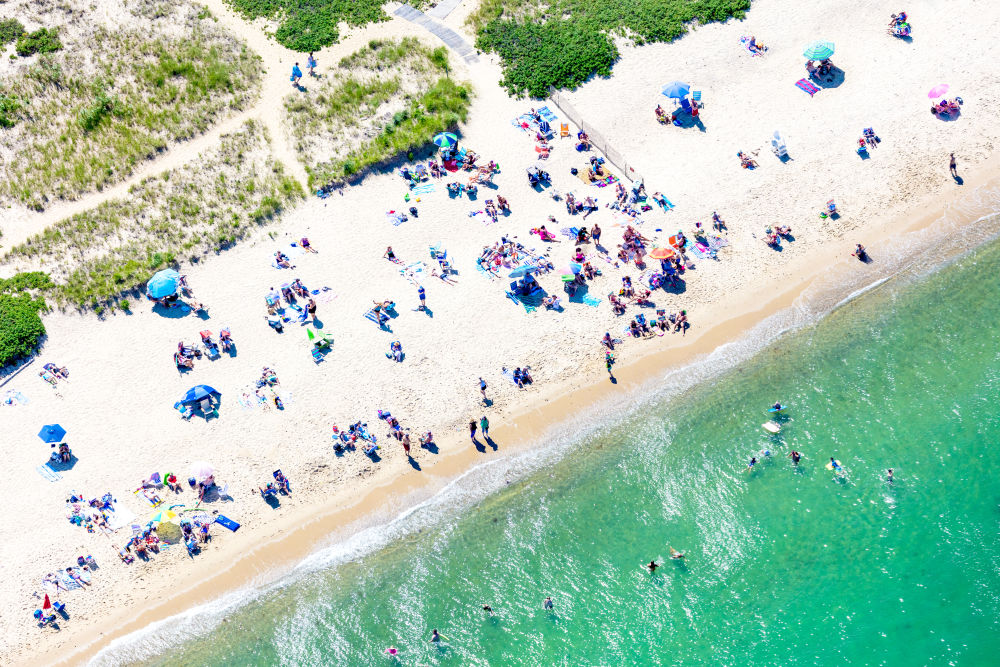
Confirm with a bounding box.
[146,269,180,299]
[508,265,538,279]
[661,81,690,99]
[433,132,458,149]
[179,385,219,405]
[803,41,835,60]
[38,424,66,443]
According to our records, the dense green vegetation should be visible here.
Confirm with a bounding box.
[470,0,751,97]
[5,122,302,309]
[15,27,63,57]
[0,9,261,209]
[0,272,51,367]
[225,0,387,51]
[284,39,472,187]
[0,18,25,46]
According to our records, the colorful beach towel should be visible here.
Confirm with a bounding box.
[386,211,406,226]
[796,78,820,96]
[536,106,558,122]
[412,183,436,195]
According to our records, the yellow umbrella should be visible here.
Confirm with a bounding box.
[149,509,178,524]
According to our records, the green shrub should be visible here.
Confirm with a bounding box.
[0,277,49,366]
[0,93,24,129]
[0,18,25,46]
[470,0,751,96]
[15,27,63,57]
[225,0,387,51]
[78,90,125,131]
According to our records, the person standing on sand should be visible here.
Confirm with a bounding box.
[479,377,488,403]
[402,431,411,457]
[469,419,478,442]
[418,284,426,310]
[307,52,317,77]
[591,222,601,247]
[307,298,317,323]
[480,415,490,439]
[291,62,302,87]
[950,153,958,177]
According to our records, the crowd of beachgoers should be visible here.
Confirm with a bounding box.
[5,0,1000,662]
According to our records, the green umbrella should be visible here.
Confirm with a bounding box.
[433,132,458,149]
[803,41,835,60]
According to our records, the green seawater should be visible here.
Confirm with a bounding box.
[128,237,1000,666]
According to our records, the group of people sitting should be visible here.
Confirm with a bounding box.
[616,224,652,267]
[585,156,610,183]
[764,225,793,247]
[931,98,961,116]
[484,196,510,221]
[260,470,291,498]
[628,310,689,338]
[506,366,534,388]
[38,362,69,387]
[805,59,837,79]
[887,12,910,36]
[174,341,202,369]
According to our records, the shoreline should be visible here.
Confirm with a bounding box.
[36,151,1000,667]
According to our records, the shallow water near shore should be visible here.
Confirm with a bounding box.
[115,221,1000,666]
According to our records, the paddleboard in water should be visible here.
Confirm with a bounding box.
[767,405,788,414]
[825,460,843,471]
[762,421,781,433]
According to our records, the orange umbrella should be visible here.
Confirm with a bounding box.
[649,247,675,260]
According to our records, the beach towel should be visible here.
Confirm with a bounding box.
[537,106,558,122]
[559,227,580,240]
[215,515,241,532]
[315,290,337,304]
[412,183,436,195]
[3,390,29,406]
[386,211,406,226]
[739,36,763,56]
[133,489,162,507]
[106,507,137,532]
[796,79,820,96]
[569,292,603,307]
[707,236,729,251]
[688,243,716,259]
[36,464,62,482]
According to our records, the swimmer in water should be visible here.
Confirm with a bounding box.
[830,457,842,471]
[887,468,894,483]
[646,560,659,572]
[669,547,685,560]
[431,629,441,642]
[543,597,554,610]
[746,456,757,471]
[788,450,801,465]
[482,605,494,615]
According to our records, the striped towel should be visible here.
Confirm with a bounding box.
[412,183,436,195]
[537,106,558,122]
[796,78,820,96]
[36,464,62,482]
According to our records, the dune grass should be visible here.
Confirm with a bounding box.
[283,38,472,188]
[470,0,751,97]
[0,5,262,210]
[4,121,302,311]
[224,0,387,52]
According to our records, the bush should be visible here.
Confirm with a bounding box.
[78,90,125,131]
[0,93,24,129]
[0,18,25,46]
[15,27,63,57]
[0,275,50,366]
[226,0,387,51]
[470,0,751,96]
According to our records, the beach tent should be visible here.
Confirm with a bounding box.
[661,81,691,99]
[146,269,180,299]
[179,385,219,405]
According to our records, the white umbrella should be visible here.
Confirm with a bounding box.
[191,461,214,482]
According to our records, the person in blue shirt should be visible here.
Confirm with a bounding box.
[291,63,302,86]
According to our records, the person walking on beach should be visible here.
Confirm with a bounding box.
[307,51,317,77]
[950,153,958,178]
[418,284,426,310]
[480,415,490,439]
[591,222,601,247]
[307,298,317,323]
[469,419,478,442]
[291,62,302,87]
[479,377,488,403]
[402,431,412,457]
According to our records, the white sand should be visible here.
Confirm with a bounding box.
[4,0,1000,663]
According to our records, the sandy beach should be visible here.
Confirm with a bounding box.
[4,0,1000,664]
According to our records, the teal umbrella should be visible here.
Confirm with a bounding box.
[433,132,458,149]
[803,41,835,60]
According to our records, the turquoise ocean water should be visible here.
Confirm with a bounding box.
[117,226,1000,666]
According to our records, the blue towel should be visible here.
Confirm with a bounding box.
[215,515,240,532]
[537,106,558,122]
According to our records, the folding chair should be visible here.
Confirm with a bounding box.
[560,123,570,138]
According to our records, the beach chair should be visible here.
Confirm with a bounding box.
[560,123,569,138]
[414,164,429,180]
[692,90,702,107]
[307,327,333,349]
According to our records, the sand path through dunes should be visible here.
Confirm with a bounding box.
[0,2,446,255]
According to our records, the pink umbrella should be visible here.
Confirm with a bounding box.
[928,84,949,99]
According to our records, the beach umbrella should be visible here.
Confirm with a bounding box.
[560,263,583,276]
[508,265,538,279]
[803,41,835,60]
[149,509,178,524]
[43,594,51,611]
[191,461,214,482]
[433,132,458,149]
[179,384,219,404]
[927,84,949,99]
[38,424,66,443]
[660,81,690,99]
[146,269,180,299]
[156,521,183,544]
[649,247,675,260]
